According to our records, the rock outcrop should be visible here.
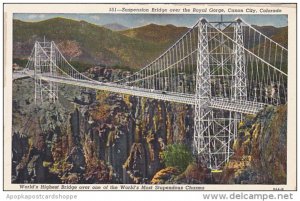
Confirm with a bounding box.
[220,105,287,184]
[151,167,180,184]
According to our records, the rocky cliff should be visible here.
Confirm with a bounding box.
[85,91,194,183]
[219,105,287,184]
[12,78,194,184]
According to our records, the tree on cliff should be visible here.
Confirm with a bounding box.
[161,143,193,172]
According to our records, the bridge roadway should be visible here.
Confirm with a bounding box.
[13,70,266,115]
[12,70,33,80]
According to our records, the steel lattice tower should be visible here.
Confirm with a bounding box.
[231,19,248,143]
[34,40,58,104]
[193,18,248,170]
[193,18,214,167]
[232,18,247,101]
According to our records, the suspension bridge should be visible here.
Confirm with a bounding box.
[13,18,288,170]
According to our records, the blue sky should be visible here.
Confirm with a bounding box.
[14,13,288,28]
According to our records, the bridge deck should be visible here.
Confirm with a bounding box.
[12,71,33,80]
[37,75,266,115]
[210,98,265,115]
[12,72,266,115]
[40,75,196,105]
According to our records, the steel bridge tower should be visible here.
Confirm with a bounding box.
[232,18,247,101]
[193,18,247,170]
[231,18,248,156]
[194,18,213,167]
[34,40,58,104]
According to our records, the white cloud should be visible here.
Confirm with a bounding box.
[27,14,46,20]
[27,14,38,19]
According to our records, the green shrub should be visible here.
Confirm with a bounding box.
[161,143,194,172]
[13,58,28,68]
